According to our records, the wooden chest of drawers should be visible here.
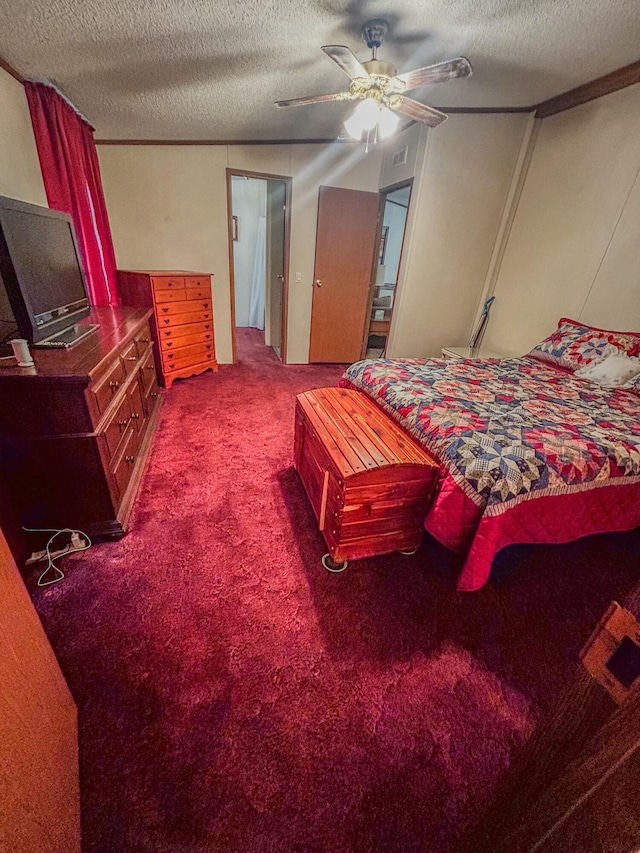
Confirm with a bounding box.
[294,387,439,565]
[0,308,162,548]
[118,270,217,389]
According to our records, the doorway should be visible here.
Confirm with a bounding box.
[226,169,291,363]
[362,180,412,359]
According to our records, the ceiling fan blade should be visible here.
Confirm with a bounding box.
[321,45,370,80]
[395,57,473,90]
[390,97,448,127]
[275,92,349,108]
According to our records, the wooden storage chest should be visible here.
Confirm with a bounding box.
[294,387,439,564]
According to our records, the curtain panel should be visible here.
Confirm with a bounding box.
[24,81,119,307]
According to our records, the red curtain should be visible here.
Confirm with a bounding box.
[25,81,120,306]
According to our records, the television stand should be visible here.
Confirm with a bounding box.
[0,307,162,562]
[33,322,99,348]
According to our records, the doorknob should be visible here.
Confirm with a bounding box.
[276,274,284,280]
[315,279,323,287]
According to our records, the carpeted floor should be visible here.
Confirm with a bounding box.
[29,329,639,853]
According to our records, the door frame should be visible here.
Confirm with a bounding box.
[360,178,414,360]
[225,168,293,363]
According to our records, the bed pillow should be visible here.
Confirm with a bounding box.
[623,373,640,395]
[574,351,640,388]
[528,318,640,371]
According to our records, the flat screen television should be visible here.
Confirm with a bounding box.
[0,195,93,345]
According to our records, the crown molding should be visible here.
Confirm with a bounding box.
[0,54,24,84]
[536,58,640,118]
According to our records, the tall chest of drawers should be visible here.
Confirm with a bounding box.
[117,270,217,389]
[0,308,162,556]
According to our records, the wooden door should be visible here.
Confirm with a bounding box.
[0,529,81,852]
[265,180,286,351]
[462,582,640,853]
[309,186,380,363]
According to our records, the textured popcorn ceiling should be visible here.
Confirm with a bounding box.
[1,0,639,140]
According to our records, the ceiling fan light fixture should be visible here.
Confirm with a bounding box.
[377,106,401,139]
[343,97,380,140]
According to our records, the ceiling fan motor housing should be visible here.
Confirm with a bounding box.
[362,58,397,78]
[361,19,389,49]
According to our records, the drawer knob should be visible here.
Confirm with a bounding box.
[205,334,211,339]
[126,455,135,464]
[141,338,151,344]
[132,412,140,420]
[146,364,155,371]
[109,380,120,389]
[163,319,170,325]
[150,391,158,398]
[117,418,128,428]
[126,356,137,361]
[162,307,169,313]
[167,342,173,347]
[203,302,209,308]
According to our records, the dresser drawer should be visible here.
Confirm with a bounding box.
[159,319,213,348]
[134,322,153,357]
[111,427,138,505]
[139,347,158,396]
[154,288,187,304]
[184,276,210,290]
[151,276,185,291]
[156,307,213,329]
[162,341,216,372]
[127,375,146,435]
[102,391,133,460]
[160,326,215,352]
[156,298,212,318]
[90,357,127,417]
[121,340,141,375]
[185,285,211,301]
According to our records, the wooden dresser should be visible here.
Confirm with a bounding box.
[0,307,161,554]
[117,270,217,389]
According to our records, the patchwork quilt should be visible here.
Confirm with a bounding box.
[340,356,640,590]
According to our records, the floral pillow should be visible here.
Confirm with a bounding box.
[528,318,640,371]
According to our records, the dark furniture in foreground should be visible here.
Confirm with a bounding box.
[0,307,161,558]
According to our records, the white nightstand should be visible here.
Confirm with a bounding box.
[441,346,508,360]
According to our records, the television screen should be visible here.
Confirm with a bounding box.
[2,208,87,319]
[0,196,90,343]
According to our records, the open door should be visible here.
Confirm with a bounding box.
[265,180,286,357]
[309,186,380,363]
[0,528,80,852]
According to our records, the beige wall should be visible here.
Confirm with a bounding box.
[0,68,46,205]
[484,85,640,355]
[387,113,530,358]
[98,142,382,363]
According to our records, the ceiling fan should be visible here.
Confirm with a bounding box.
[275,19,472,142]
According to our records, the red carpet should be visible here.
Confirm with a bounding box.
[29,329,639,852]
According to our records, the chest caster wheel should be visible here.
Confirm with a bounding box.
[322,553,348,573]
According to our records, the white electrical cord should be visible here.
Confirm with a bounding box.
[22,526,92,587]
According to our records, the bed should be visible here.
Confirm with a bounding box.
[340,319,640,591]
